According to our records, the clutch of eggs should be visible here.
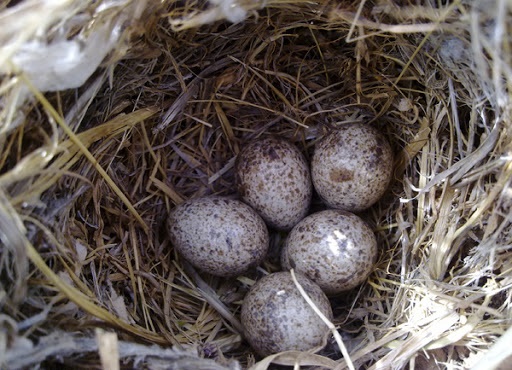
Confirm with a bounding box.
[165,124,391,357]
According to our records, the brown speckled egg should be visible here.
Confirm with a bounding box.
[281,210,377,295]
[168,197,269,277]
[311,123,393,211]
[241,271,333,356]
[235,137,312,231]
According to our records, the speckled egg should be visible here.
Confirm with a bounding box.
[168,197,269,277]
[241,271,333,356]
[235,137,312,231]
[281,210,377,295]
[311,123,393,212]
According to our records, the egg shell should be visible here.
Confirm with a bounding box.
[281,209,377,295]
[168,197,269,277]
[241,271,333,356]
[235,136,312,231]
[311,123,393,212]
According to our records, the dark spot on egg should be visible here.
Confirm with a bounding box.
[267,147,280,160]
[329,168,354,182]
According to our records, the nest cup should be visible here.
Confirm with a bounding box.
[1,1,511,369]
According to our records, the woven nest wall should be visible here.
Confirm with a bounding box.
[1,0,511,369]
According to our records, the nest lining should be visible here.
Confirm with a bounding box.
[0,0,511,369]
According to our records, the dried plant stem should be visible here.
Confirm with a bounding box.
[22,74,154,232]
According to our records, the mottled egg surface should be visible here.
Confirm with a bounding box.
[168,197,269,277]
[235,137,312,231]
[281,209,377,295]
[311,123,393,212]
[241,271,333,356]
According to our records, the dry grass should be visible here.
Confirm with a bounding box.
[0,0,511,369]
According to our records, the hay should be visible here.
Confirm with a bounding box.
[0,0,511,369]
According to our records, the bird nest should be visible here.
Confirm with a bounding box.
[1,0,511,369]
